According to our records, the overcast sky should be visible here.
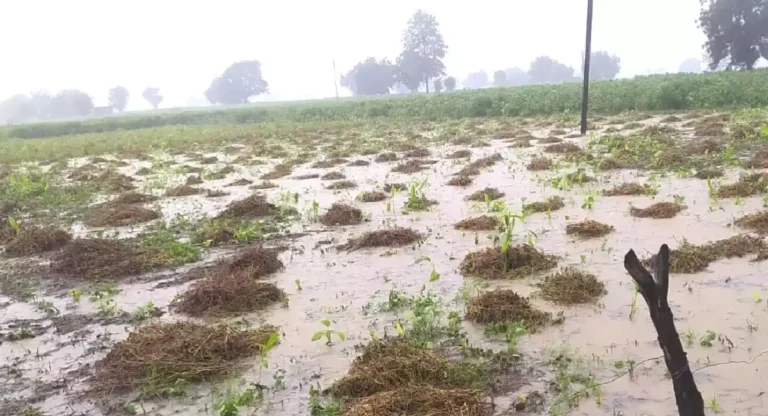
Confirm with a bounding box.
[1,0,706,110]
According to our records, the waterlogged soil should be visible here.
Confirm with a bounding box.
[3,112,768,416]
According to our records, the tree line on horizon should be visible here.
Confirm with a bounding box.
[0,0,766,124]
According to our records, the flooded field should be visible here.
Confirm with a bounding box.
[2,110,768,416]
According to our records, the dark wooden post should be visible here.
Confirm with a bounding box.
[580,0,594,135]
[624,245,705,416]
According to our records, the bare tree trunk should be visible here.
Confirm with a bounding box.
[624,245,705,416]
[425,77,430,93]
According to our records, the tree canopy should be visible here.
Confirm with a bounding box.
[397,9,447,93]
[108,86,129,112]
[528,56,576,84]
[443,76,456,92]
[698,0,768,70]
[206,60,269,105]
[50,90,94,119]
[340,58,396,96]
[463,71,488,89]
[142,87,163,109]
[589,51,621,80]
[493,70,507,87]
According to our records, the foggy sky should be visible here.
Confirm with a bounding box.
[2,0,705,110]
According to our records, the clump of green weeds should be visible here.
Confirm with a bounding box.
[312,318,346,346]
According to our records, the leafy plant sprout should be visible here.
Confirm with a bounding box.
[415,255,440,282]
[312,318,345,346]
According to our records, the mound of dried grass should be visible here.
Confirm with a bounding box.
[217,194,278,219]
[325,180,357,190]
[312,158,348,168]
[375,152,399,163]
[523,196,564,213]
[647,234,766,273]
[603,182,657,196]
[456,154,503,177]
[348,160,371,167]
[111,192,158,205]
[292,173,320,180]
[174,273,284,316]
[225,178,253,187]
[345,227,421,250]
[165,185,201,197]
[84,204,161,227]
[527,155,555,171]
[445,149,472,159]
[344,387,492,416]
[185,175,204,185]
[544,142,582,154]
[539,267,605,304]
[51,238,145,280]
[5,226,72,257]
[447,175,474,187]
[466,187,504,202]
[319,203,364,226]
[321,171,346,180]
[538,137,563,144]
[90,322,276,395]
[716,173,768,198]
[565,220,614,238]
[404,148,431,158]
[260,164,292,180]
[734,211,768,234]
[251,181,278,190]
[466,289,551,329]
[221,246,284,277]
[392,160,430,174]
[460,245,557,279]
[357,191,387,202]
[455,215,498,231]
[630,202,684,219]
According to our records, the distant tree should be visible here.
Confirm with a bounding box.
[50,90,94,118]
[433,78,443,93]
[340,58,396,96]
[503,67,530,86]
[206,60,269,105]
[679,57,704,73]
[108,86,129,112]
[698,0,768,70]
[142,87,163,109]
[0,94,34,123]
[28,91,53,119]
[444,76,456,92]
[493,70,507,87]
[397,9,447,93]
[528,56,576,84]
[588,51,621,80]
[463,71,488,89]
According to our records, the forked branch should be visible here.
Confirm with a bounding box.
[624,244,704,416]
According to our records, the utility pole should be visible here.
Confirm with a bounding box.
[580,0,594,135]
[332,60,339,100]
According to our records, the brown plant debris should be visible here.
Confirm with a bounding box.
[694,167,724,179]
[447,175,474,187]
[357,191,387,202]
[199,156,218,164]
[523,196,565,213]
[404,148,431,158]
[5,226,72,257]
[467,187,505,201]
[460,245,557,279]
[466,289,551,329]
[661,115,682,123]
[90,322,277,395]
[51,238,145,280]
[222,246,285,277]
[544,142,582,154]
[343,387,492,416]
[716,173,768,198]
[260,164,292,180]
[734,211,768,234]
[312,158,348,168]
[622,122,644,130]
[629,202,684,219]
[348,160,371,167]
[174,273,284,316]
[319,203,364,226]
[165,185,202,197]
[445,149,472,159]
[217,194,278,219]
[84,204,161,227]
[325,180,357,190]
[345,227,421,250]
[375,152,399,162]
[603,182,657,196]
[647,234,766,273]
[455,215,498,231]
[111,192,158,205]
[540,267,605,305]
[527,155,555,171]
[251,181,278,190]
[508,138,532,148]
[225,178,253,187]
[392,160,429,174]
[538,136,563,144]
[185,175,204,185]
[321,171,346,180]
[565,220,614,239]
[292,173,320,180]
[206,189,229,198]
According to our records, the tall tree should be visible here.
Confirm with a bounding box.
[50,90,94,118]
[108,86,129,112]
[463,71,488,89]
[493,70,507,87]
[433,78,443,93]
[396,49,426,92]
[206,60,269,105]
[142,87,163,109]
[528,56,576,84]
[340,58,396,96]
[397,9,447,93]
[0,94,34,123]
[503,67,531,86]
[698,0,768,70]
[28,91,53,119]
[588,51,622,80]
[443,76,456,92]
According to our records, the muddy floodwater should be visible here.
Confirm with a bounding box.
[3,112,768,416]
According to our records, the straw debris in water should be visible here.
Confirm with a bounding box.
[647,234,766,273]
[630,202,684,219]
[165,185,201,197]
[523,196,565,213]
[603,182,657,196]
[539,267,605,304]
[460,245,557,279]
[467,187,504,201]
[455,215,499,231]
[84,204,160,227]
[447,175,474,187]
[325,180,357,190]
[217,194,278,219]
[565,220,614,238]
[174,273,284,316]
[734,211,768,234]
[527,155,554,171]
[716,173,768,198]
[344,227,422,249]
[321,171,346,180]
[319,203,364,226]
[357,191,387,202]
[466,289,551,329]
[5,226,72,257]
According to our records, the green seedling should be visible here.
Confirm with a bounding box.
[295,279,303,291]
[312,318,345,346]
[167,378,189,397]
[132,301,156,322]
[9,326,35,341]
[273,369,287,390]
[36,300,59,316]
[122,403,137,415]
[629,283,639,321]
[683,329,696,347]
[700,330,716,347]
[415,256,440,282]
[8,217,21,233]
[68,289,82,304]
[705,395,720,413]
[257,331,280,382]
[89,283,121,301]
[98,299,118,316]
[526,229,538,247]
[404,179,432,212]
[672,194,686,205]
